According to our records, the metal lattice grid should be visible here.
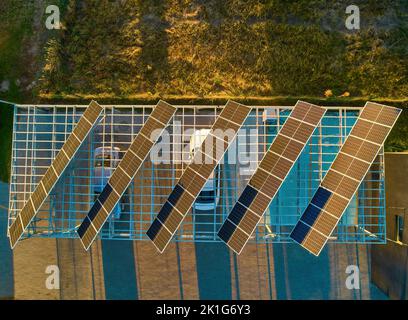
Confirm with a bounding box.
[7,105,386,244]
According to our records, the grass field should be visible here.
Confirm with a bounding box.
[0,0,407,182]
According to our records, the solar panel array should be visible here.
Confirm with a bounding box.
[77,100,177,250]
[290,102,401,256]
[146,100,252,253]
[8,101,104,248]
[217,101,326,254]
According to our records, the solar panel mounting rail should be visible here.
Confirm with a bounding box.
[290,101,401,256]
[146,100,252,253]
[217,100,326,254]
[8,100,104,249]
[77,100,177,250]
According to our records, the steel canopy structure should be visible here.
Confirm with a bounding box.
[7,103,386,247]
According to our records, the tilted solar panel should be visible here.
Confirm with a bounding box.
[8,101,104,248]
[77,100,177,250]
[146,100,252,253]
[217,101,326,254]
[290,102,401,256]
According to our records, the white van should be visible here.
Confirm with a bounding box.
[189,129,221,211]
[93,146,122,219]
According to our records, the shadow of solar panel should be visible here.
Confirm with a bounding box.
[300,204,321,226]
[229,202,247,225]
[290,221,310,244]
[98,184,113,205]
[311,187,332,209]
[218,219,236,243]
[238,185,258,208]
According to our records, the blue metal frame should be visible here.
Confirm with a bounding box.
[7,105,386,244]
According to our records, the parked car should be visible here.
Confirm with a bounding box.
[93,146,122,219]
[189,129,221,211]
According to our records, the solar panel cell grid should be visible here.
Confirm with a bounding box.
[259,151,281,172]
[300,204,321,226]
[270,156,293,179]
[238,185,258,208]
[360,105,380,122]
[378,107,400,126]
[292,123,315,143]
[303,107,326,125]
[290,221,310,244]
[323,194,349,218]
[302,230,327,255]
[336,176,359,199]
[249,170,269,190]
[248,193,270,214]
[162,209,184,234]
[366,124,390,145]
[259,175,281,198]
[147,101,251,252]
[229,202,247,225]
[355,141,380,161]
[350,120,372,139]
[139,117,163,141]
[156,201,173,223]
[341,136,363,157]
[313,212,339,236]
[73,118,92,140]
[52,152,69,175]
[269,135,291,156]
[217,219,236,243]
[290,102,311,121]
[279,118,301,138]
[238,210,262,234]
[282,139,304,161]
[227,228,248,253]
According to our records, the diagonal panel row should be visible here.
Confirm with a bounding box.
[290,102,401,256]
[146,100,252,253]
[77,100,177,250]
[9,101,104,249]
[218,101,326,254]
